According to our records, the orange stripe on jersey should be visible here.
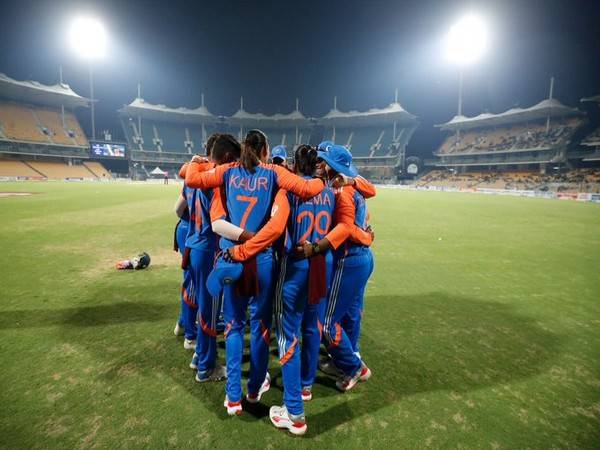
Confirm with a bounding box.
[279,337,298,366]
[327,323,342,350]
[199,314,217,337]
[260,320,270,345]
[210,186,227,222]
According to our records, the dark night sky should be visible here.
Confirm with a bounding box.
[0,0,598,158]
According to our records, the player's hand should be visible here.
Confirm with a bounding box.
[331,174,355,189]
[191,155,209,164]
[223,248,235,262]
[366,225,375,242]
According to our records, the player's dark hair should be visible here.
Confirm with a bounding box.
[241,129,267,173]
[205,133,220,156]
[294,144,318,176]
[211,134,241,164]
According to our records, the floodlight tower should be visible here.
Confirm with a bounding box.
[444,14,488,136]
[69,16,107,141]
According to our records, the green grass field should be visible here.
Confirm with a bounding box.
[1,182,599,449]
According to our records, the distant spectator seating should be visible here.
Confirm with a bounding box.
[417,168,600,193]
[83,161,112,178]
[0,159,109,179]
[0,102,88,147]
[582,126,600,146]
[0,160,43,178]
[437,118,584,155]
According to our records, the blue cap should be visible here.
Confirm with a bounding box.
[271,145,287,162]
[206,256,243,297]
[317,140,334,152]
[317,144,358,178]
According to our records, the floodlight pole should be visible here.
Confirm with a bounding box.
[89,64,96,141]
[456,68,464,140]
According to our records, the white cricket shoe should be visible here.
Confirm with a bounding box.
[319,358,343,377]
[195,365,227,383]
[336,365,371,392]
[301,386,312,402]
[223,395,242,416]
[269,405,307,436]
[189,353,198,370]
[246,372,271,403]
[174,322,184,336]
[183,338,196,350]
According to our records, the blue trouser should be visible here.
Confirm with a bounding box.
[189,248,220,373]
[323,247,374,376]
[223,252,274,402]
[176,221,197,340]
[274,254,332,416]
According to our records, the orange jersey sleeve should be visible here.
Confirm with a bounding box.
[325,188,355,250]
[272,164,325,199]
[210,187,227,222]
[354,176,376,199]
[185,161,226,189]
[326,187,373,249]
[178,162,189,179]
[232,189,290,261]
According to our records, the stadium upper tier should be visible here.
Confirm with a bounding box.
[433,97,584,168]
[0,73,89,109]
[119,96,418,160]
[0,101,89,148]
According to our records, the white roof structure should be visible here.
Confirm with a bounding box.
[437,98,581,131]
[118,98,217,124]
[581,94,600,103]
[319,102,417,127]
[229,107,311,128]
[0,73,88,108]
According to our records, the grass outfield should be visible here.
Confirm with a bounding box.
[0,182,599,449]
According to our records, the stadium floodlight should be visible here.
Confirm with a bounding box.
[444,14,488,66]
[68,16,107,141]
[69,17,107,60]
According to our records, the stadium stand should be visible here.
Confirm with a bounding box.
[84,161,112,178]
[119,93,418,181]
[0,159,43,178]
[434,98,584,168]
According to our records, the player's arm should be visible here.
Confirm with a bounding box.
[178,162,189,179]
[185,159,227,189]
[174,192,187,218]
[299,188,354,257]
[273,165,325,199]
[332,174,376,199]
[230,189,291,261]
[210,187,255,242]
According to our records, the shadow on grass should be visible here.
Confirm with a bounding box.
[305,293,563,437]
[0,302,173,329]
[18,290,562,437]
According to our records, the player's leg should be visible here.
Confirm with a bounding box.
[300,300,321,398]
[181,250,198,348]
[222,284,248,411]
[270,257,308,434]
[277,260,307,415]
[246,253,275,401]
[194,249,225,381]
[343,248,374,357]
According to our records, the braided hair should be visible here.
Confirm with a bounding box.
[241,129,268,173]
[294,144,318,177]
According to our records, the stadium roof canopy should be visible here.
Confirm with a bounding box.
[118,98,218,124]
[0,73,89,108]
[318,102,417,127]
[229,107,312,128]
[581,94,600,103]
[437,98,582,131]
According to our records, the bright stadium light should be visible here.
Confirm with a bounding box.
[444,14,488,66]
[69,17,107,60]
[68,16,107,141]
